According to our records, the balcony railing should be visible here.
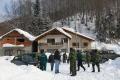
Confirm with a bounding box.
[48,42,63,45]
[39,42,68,47]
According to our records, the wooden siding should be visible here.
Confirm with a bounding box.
[0,31,32,47]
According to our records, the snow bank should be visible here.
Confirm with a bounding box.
[52,57,120,80]
[0,56,53,80]
[0,56,120,80]
[104,58,120,69]
[92,42,120,54]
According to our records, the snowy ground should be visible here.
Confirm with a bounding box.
[0,56,53,80]
[0,56,120,80]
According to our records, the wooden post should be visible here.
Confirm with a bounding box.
[15,37,17,45]
[67,38,70,53]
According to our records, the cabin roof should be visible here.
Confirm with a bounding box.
[0,28,36,41]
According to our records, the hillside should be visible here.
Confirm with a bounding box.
[0,23,14,36]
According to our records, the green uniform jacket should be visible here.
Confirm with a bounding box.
[91,53,100,63]
[69,51,77,62]
[86,53,91,62]
[39,53,47,65]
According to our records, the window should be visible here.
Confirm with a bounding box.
[17,38,25,42]
[83,42,88,47]
[61,38,68,43]
[72,42,79,47]
[63,38,68,43]
[47,38,55,44]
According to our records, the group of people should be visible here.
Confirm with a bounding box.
[69,48,101,76]
[38,48,101,76]
[38,49,61,74]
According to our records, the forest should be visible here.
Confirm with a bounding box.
[4,0,120,43]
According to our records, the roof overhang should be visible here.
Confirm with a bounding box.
[35,28,72,40]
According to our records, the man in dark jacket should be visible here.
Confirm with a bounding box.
[91,49,100,72]
[48,53,54,71]
[86,51,91,67]
[69,48,77,76]
[39,50,47,71]
[54,50,61,74]
[63,52,67,63]
[77,50,86,71]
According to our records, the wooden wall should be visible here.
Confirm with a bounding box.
[0,31,32,47]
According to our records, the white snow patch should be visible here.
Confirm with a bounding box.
[3,43,24,48]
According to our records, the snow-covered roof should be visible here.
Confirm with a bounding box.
[62,26,75,32]
[62,27,95,41]
[36,27,95,41]
[55,27,72,38]
[0,28,36,41]
[36,27,72,40]
[3,43,24,48]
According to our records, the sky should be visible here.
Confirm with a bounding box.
[0,0,11,22]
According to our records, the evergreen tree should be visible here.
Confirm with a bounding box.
[34,0,40,17]
[31,0,52,35]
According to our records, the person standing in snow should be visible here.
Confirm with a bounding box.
[48,53,54,71]
[54,50,61,74]
[69,48,77,76]
[39,50,47,71]
[86,51,91,67]
[91,49,100,72]
[63,52,67,63]
[67,58,70,64]
[77,50,86,71]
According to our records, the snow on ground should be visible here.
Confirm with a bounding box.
[0,56,53,80]
[50,58,120,80]
[0,56,120,80]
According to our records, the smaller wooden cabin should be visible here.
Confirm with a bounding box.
[0,28,35,56]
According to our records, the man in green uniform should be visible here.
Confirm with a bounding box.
[91,49,100,72]
[69,48,77,76]
[86,51,91,67]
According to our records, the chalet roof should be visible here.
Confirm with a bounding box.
[36,27,95,41]
[36,27,72,40]
[62,27,95,41]
[0,28,36,41]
